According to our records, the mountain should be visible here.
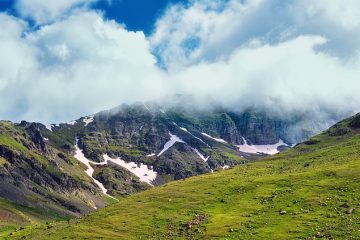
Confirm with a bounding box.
[8,112,360,240]
[0,121,111,224]
[46,102,333,182]
[0,101,343,237]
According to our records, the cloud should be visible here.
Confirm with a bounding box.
[1,0,360,125]
[150,0,360,117]
[151,0,360,68]
[15,0,96,24]
[168,35,360,115]
[0,11,166,123]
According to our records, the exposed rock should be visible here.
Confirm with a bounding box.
[315,231,324,238]
[340,203,350,208]
[279,210,287,215]
[346,208,355,214]
[0,121,105,219]
[349,113,360,129]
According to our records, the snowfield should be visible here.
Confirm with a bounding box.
[192,148,209,162]
[83,115,94,126]
[74,142,111,199]
[157,132,184,156]
[67,120,77,125]
[179,127,210,147]
[179,127,188,132]
[201,133,227,143]
[74,140,157,198]
[103,155,157,186]
[45,124,53,132]
[237,137,287,155]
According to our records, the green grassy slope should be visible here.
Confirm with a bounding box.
[0,197,67,239]
[0,121,113,234]
[7,115,360,239]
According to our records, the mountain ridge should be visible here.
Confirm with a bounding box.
[0,102,351,237]
[8,112,360,239]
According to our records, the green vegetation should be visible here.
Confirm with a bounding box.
[0,135,27,153]
[0,197,67,239]
[0,121,110,234]
[209,147,244,164]
[0,157,7,165]
[7,118,360,239]
[92,164,151,198]
[107,146,143,158]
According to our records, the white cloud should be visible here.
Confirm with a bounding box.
[151,0,360,117]
[15,0,96,24]
[169,35,360,114]
[151,0,360,68]
[1,0,360,124]
[0,11,166,123]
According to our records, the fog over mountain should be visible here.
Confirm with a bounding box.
[1,0,360,124]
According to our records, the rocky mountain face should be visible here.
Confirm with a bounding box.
[0,121,105,220]
[46,102,333,182]
[0,101,339,223]
[12,112,360,240]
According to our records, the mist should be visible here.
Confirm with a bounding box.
[0,0,360,124]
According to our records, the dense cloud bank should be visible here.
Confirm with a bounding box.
[0,0,360,123]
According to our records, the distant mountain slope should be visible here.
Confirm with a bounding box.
[0,117,166,235]
[0,121,111,223]
[12,112,360,240]
[0,101,345,237]
[45,102,332,184]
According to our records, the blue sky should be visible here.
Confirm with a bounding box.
[93,0,187,34]
[0,0,360,123]
[0,0,188,34]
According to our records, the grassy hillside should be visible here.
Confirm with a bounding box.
[0,197,67,239]
[0,121,115,235]
[6,115,360,239]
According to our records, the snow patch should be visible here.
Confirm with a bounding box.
[157,132,184,156]
[45,124,53,132]
[83,115,94,126]
[67,120,77,125]
[201,133,227,144]
[75,139,157,188]
[45,123,60,132]
[179,127,210,147]
[237,137,287,155]
[74,141,114,200]
[103,154,157,185]
[142,102,151,112]
[192,148,209,162]
[179,127,188,132]
[43,137,49,141]
[146,153,156,157]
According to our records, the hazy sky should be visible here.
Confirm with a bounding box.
[0,0,360,123]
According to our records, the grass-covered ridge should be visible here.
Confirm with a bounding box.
[8,115,360,239]
[0,121,112,235]
[0,197,67,239]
